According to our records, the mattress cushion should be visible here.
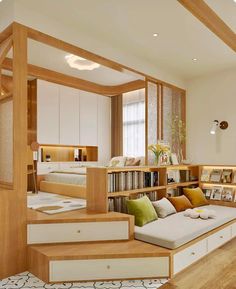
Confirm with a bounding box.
[135,205,236,249]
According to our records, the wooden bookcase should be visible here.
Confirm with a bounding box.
[199,165,236,208]
[87,165,200,213]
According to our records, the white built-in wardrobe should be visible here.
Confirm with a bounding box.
[37,79,111,165]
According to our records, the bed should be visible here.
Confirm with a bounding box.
[135,205,236,249]
[39,167,87,199]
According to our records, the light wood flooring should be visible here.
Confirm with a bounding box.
[163,238,236,289]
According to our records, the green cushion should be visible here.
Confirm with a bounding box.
[126,196,158,227]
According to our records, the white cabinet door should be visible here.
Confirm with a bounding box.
[37,80,59,144]
[97,95,111,165]
[79,91,98,146]
[59,85,79,145]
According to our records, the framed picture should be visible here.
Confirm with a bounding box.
[158,140,171,166]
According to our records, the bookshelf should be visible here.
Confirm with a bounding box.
[87,165,200,213]
[199,165,236,208]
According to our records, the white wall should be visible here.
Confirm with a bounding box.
[186,68,236,165]
[0,0,14,31]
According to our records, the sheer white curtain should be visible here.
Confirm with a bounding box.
[123,89,145,157]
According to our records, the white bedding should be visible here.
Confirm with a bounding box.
[135,205,236,249]
[44,168,87,186]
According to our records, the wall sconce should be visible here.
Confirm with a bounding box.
[210,120,228,135]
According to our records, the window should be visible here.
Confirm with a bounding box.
[123,89,145,157]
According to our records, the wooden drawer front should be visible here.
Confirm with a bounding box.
[174,239,207,274]
[207,226,231,253]
[232,222,236,238]
[49,257,169,282]
[27,221,129,244]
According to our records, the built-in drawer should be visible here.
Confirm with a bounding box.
[231,222,236,238]
[27,221,129,244]
[174,239,207,274]
[37,163,60,175]
[49,257,169,282]
[207,226,231,253]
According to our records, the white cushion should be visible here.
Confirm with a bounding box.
[152,197,176,218]
[108,156,127,167]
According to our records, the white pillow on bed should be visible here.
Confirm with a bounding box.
[152,198,177,218]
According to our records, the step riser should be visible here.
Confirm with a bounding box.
[28,220,131,244]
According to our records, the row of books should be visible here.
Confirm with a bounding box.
[167,185,197,197]
[108,171,159,193]
[202,186,236,202]
[108,191,159,213]
[201,169,236,184]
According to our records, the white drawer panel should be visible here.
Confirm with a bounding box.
[27,221,129,244]
[207,226,231,253]
[232,222,236,238]
[37,163,60,175]
[49,257,169,282]
[174,239,207,274]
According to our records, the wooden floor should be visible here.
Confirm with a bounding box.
[163,238,236,289]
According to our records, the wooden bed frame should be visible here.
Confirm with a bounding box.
[39,179,86,199]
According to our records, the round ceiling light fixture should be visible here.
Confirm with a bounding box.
[65,54,100,71]
[192,58,198,62]
[153,33,158,37]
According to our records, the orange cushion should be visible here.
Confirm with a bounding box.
[183,187,209,207]
[168,195,193,212]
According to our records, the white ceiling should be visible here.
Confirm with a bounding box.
[4,0,236,82]
[26,40,143,86]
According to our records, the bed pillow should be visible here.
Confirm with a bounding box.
[168,195,193,212]
[152,197,177,218]
[125,157,141,166]
[108,156,127,167]
[183,187,209,207]
[126,196,158,227]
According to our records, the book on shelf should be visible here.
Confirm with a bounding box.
[221,169,233,184]
[233,171,236,184]
[201,169,211,182]
[179,170,190,182]
[221,187,234,202]
[210,169,222,183]
[210,186,223,200]
[167,170,180,184]
[107,170,160,193]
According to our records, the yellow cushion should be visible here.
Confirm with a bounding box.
[183,187,209,207]
[168,195,193,212]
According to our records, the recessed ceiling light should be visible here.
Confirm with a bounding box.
[65,54,100,71]
[192,58,198,62]
[233,0,236,3]
[153,33,158,37]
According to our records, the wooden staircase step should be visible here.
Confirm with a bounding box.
[28,240,171,283]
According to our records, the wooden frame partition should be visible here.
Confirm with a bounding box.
[0,23,28,279]
[0,21,186,279]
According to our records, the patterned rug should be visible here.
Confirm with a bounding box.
[0,272,168,289]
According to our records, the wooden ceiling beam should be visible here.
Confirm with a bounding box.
[0,37,13,66]
[2,58,145,96]
[178,0,236,52]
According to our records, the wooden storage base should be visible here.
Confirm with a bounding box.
[28,240,171,283]
[27,209,134,244]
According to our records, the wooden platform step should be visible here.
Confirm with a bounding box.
[28,240,171,283]
[27,209,134,244]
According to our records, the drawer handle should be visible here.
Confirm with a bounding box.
[77,230,81,233]
[220,235,224,239]
[107,265,110,269]
[191,252,195,256]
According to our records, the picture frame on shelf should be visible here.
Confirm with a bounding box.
[210,169,222,183]
[221,169,233,184]
[221,187,234,202]
[210,186,223,200]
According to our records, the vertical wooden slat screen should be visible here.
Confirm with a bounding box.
[111,94,123,157]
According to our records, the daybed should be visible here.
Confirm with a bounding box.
[135,205,236,249]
